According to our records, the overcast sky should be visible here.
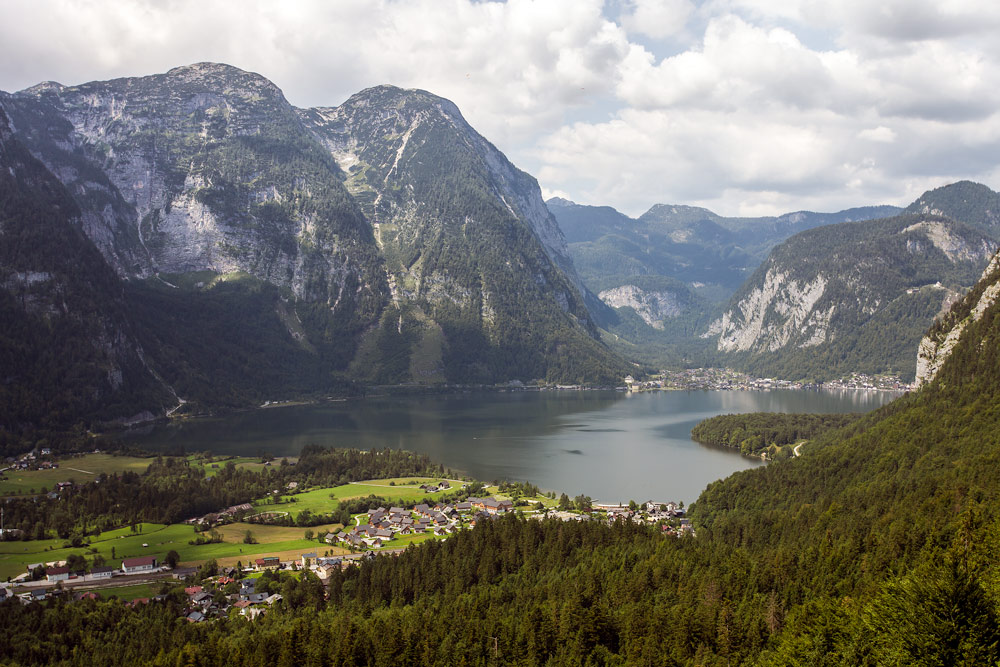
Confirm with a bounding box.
[2,0,999,217]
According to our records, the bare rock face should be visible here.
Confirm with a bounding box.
[915,252,1000,387]
[701,214,996,380]
[597,285,685,329]
[1,64,624,398]
[2,63,386,323]
[298,84,620,383]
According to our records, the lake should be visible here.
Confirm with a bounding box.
[116,388,899,504]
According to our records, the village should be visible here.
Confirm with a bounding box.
[631,367,912,392]
[0,491,692,623]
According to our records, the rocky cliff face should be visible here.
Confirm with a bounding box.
[299,85,619,383]
[0,64,623,417]
[915,251,1000,387]
[0,107,172,432]
[597,285,686,330]
[701,214,997,380]
[2,64,386,317]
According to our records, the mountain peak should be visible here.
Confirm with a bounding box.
[905,180,1000,236]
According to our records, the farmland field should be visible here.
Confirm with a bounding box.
[0,521,348,581]
[0,454,153,496]
[253,478,464,519]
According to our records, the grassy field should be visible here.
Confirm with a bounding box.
[186,455,298,476]
[253,478,464,519]
[95,583,158,601]
[0,454,153,496]
[0,520,348,582]
[214,522,342,544]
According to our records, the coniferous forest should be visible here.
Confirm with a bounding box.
[3,274,1000,664]
[4,49,1000,666]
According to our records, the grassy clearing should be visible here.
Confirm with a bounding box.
[215,522,342,543]
[97,583,157,601]
[186,455,297,476]
[200,546,348,571]
[0,520,347,581]
[253,478,462,519]
[0,454,152,496]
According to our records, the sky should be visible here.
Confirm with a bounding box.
[2,0,1000,217]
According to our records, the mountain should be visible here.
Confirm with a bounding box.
[701,213,997,380]
[0,107,172,438]
[905,180,1000,238]
[0,64,626,430]
[298,85,620,384]
[547,197,902,367]
[915,250,1000,387]
[549,197,902,298]
[9,248,1000,664]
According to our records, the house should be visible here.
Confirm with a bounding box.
[184,586,203,596]
[456,502,472,512]
[300,552,317,568]
[186,611,205,623]
[89,566,114,580]
[413,503,431,517]
[254,557,280,571]
[483,497,513,514]
[171,567,198,579]
[46,566,70,582]
[121,556,157,574]
[192,592,213,607]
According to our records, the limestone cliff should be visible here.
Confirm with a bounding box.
[701,214,996,380]
[915,251,1000,387]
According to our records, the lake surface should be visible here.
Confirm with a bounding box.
[116,389,899,504]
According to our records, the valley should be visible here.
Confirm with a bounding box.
[3,59,1000,666]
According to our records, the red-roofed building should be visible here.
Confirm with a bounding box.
[46,566,70,582]
[254,557,280,571]
[121,556,157,574]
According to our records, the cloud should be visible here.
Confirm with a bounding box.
[620,0,694,39]
[1,0,999,218]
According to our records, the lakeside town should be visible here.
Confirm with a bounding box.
[1,493,691,623]
[629,368,913,392]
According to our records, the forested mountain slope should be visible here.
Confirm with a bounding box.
[548,196,901,367]
[300,85,623,384]
[0,64,626,433]
[5,255,1000,664]
[701,213,997,381]
[0,108,172,442]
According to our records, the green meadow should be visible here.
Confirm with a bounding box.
[0,454,153,496]
[0,521,342,581]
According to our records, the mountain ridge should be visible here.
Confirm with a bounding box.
[0,63,628,432]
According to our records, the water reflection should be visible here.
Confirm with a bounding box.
[115,389,899,504]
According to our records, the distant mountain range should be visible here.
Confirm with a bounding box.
[5,61,1000,435]
[0,63,627,434]
[549,181,1000,380]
